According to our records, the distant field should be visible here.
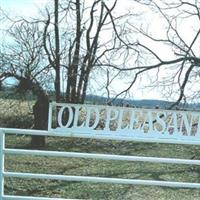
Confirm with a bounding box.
[1,93,200,199]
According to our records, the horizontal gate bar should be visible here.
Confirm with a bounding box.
[1,128,200,145]
[4,148,200,165]
[4,172,200,188]
[3,195,67,200]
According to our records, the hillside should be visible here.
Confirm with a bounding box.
[0,90,200,111]
[86,95,200,110]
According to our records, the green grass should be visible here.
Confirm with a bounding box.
[4,135,200,199]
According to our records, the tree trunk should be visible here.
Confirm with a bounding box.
[0,81,2,91]
[31,96,49,149]
[54,0,61,102]
[31,135,45,148]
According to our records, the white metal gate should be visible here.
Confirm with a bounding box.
[1,102,200,199]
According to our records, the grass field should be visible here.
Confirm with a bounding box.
[4,135,200,200]
[1,94,200,199]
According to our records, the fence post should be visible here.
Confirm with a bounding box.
[0,130,5,198]
[48,103,53,131]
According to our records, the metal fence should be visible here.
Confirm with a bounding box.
[1,127,200,199]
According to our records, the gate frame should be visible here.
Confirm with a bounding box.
[1,102,200,199]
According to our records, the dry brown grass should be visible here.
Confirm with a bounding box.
[1,94,200,199]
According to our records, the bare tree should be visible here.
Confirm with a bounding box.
[120,0,200,107]
[0,21,50,147]
[0,0,140,147]
[42,0,138,104]
[43,0,61,102]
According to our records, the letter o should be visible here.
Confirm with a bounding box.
[58,106,74,128]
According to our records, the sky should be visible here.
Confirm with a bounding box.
[0,0,195,102]
[0,0,169,101]
[1,0,48,15]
